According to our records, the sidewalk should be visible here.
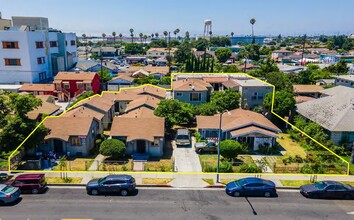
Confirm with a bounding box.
[80,154,105,184]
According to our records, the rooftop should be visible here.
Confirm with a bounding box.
[19,83,55,92]
[293,85,324,93]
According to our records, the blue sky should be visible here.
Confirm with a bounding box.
[1,0,354,37]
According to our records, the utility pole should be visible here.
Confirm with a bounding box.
[301,34,306,66]
[168,31,171,74]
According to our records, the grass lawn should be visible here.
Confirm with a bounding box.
[53,158,94,171]
[342,156,354,175]
[280,180,354,187]
[0,160,7,171]
[220,179,237,185]
[199,154,256,172]
[45,177,83,184]
[144,158,174,172]
[277,133,307,159]
[142,178,174,185]
[99,159,133,171]
[202,178,214,185]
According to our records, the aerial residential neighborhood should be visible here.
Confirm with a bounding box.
[0,1,354,219]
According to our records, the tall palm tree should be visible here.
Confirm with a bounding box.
[151,33,154,38]
[250,18,256,44]
[129,28,134,43]
[163,31,168,41]
[173,28,180,39]
[119,33,123,43]
[155,32,159,38]
[143,35,148,44]
[185,31,190,40]
[231,32,234,37]
[102,33,106,44]
[139,33,143,43]
[209,31,212,37]
[112,32,116,43]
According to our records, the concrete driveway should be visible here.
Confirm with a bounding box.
[172,137,202,172]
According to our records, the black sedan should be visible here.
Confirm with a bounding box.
[300,181,354,200]
[225,177,277,197]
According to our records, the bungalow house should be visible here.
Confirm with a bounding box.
[293,85,324,98]
[129,66,169,79]
[73,60,120,75]
[172,78,213,105]
[54,72,100,101]
[202,77,229,91]
[91,47,118,58]
[271,49,294,62]
[146,47,177,59]
[27,95,62,120]
[296,86,354,146]
[334,75,354,88]
[39,117,99,157]
[110,107,165,157]
[107,74,135,91]
[19,83,55,96]
[73,95,115,130]
[196,109,281,151]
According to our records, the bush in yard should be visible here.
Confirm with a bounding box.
[220,140,247,161]
[238,164,262,173]
[99,139,126,159]
[220,162,233,173]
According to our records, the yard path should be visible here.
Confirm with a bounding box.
[250,155,273,173]
[80,154,105,184]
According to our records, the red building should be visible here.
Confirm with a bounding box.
[54,72,100,101]
[19,83,55,96]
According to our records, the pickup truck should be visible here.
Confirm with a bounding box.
[195,141,217,154]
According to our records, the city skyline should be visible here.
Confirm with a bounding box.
[1,0,354,37]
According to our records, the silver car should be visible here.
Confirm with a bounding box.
[0,184,21,205]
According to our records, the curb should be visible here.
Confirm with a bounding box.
[205,185,300,190]
[47,184,172,187]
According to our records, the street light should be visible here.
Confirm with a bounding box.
[217,109,231,183]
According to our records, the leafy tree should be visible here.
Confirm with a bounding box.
[221,65,239,73]
[264,90,295,117]
[265,71,291,91]
[323,60,349,74]
[169,39,180,47]
[124,43,145,55]
[210,89,241,112]
[8,93,42,118]
[68,91,95,108]
[97,69,112,83]
[133,75,159,85]
[193,102,218,116]
[237,44,261,61]
[154,99,194,129]
[194,38,209,51]
[160,76,171,85]
[210,37,231,47]
[220,140,247,160]
[149,39,167,48]
[174,40,192,63]
[215,48,232,63]
[99,139,126,159]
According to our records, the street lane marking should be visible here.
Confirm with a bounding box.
[347,211,354,215]
[61,219,93,220]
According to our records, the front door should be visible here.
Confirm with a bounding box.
[137,140,146,153]
[54,139,63,153]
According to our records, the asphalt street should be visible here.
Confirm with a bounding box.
[0,187,353,220]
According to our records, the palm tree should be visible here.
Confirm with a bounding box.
[163,31,168,41]
[209,31,212,37]
[139,33,143,43]
[155,32,159,38]
[143,35,148,44]
[119,33,123,43]
[129,28,134,43]
[112,32,116,43]
[231,32,234,37]
[151,33,154,38]
[173,28,180,39]
[250,18,256,44]
[102,33,106,44]
[185,31,190,40]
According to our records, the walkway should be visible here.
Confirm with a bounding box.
[250,155,273,173]
[80,154,105,184]
[172,138,202,172]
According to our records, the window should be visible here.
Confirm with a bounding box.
[257,93,264,100]
[4,58,21,66]
[153,138,159,146]
[190,92,201,101]
[50,41,58,47]
[2,41,19,49]
[70,40,76,46]
[86,83,92,90]
[35,41,44,48]
[65,41,67,46]
[38,72,46,81]
[71,137,81,146]
[176,92,182,97]
[37,57,45,64]
[251,92,257,100]
[77,82,84,89]
[63,83,70,89]
[71,52,77,58]
[160,52,164,55]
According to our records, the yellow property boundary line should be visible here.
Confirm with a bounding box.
[8,72,350,175]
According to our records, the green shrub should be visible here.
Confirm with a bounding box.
[99,139,126,159]
[220,140,247,161]
[238,164,262,173]
[220,162,233,173]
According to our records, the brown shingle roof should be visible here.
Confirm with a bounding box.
[147,47,177,53]
[203,77,229,83]
[27,96,61,120]
[54,72,97,82]
[125,95,160,112]
[19,83,55,92]
[196,109,280,132]
[295,95,316,104]
[293,85,324,93]
[122,107,156,118]
[43,117,95,141]
[222,79,240,89]
[230,126,278,138]
[110,115,164,142]
[173,78,212,91]
[62,106,105,121]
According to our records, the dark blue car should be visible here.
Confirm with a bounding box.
[300,181,354,200]
[225,177,277,197]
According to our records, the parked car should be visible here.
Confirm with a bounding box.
[175,129,191,147]
[0,184,21,205]
[5,173,47,194]
[300,181,354,199]
[195,141,217,154]
[225,177,277,197]
[86,175,136,196]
